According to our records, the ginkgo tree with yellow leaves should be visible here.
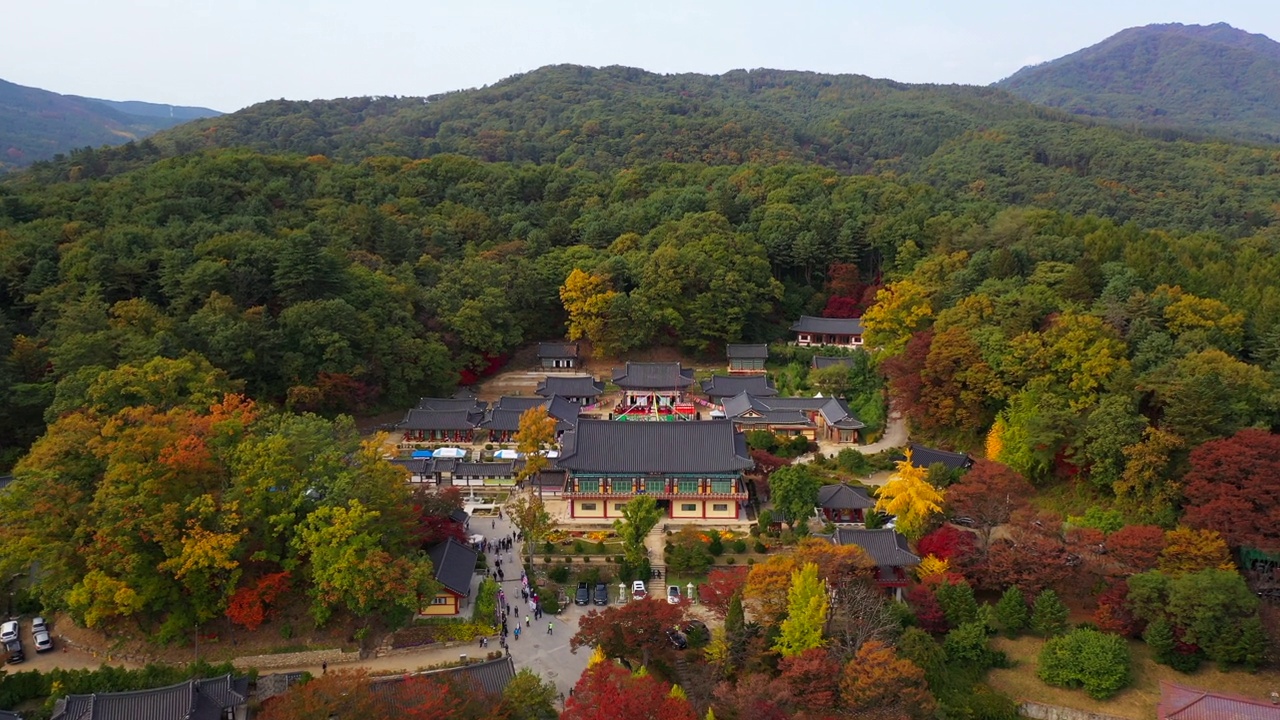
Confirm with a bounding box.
[874,451,945,541]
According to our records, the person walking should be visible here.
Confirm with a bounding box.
[514,625,521,641]
[547,620,554,635]
[525,614,530,627]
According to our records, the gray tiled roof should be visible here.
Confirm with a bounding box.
[0,712,21,720]
[416,397,487,412]
[726,344,769,359]
[449,508,469,524]
[483,396,580,432]
[557,419,753,474]
[428,538,478,597]
[721,392,862,430]
[700,375,778,399]
[908,444,973,471]
[454,461,516,478]
[832,528,919,567]
[611,362,695,390]
[398,408,485,431]
[790,315,864,335]
[51,674,248,720]
[817,483,874,510]
[536,375,605,398]
[812,355,855,370]
[537,342,580,359]
[373,655,517,704]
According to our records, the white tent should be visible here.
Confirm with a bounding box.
[493,449,520,460]
[433,447,468,458]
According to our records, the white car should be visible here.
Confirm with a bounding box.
[631,580,647,600]
[0,622,17,644]
[31,617,46,634]
[33,630,52,653]
[667,585,681,604]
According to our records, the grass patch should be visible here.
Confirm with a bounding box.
[986,635,1280,719]
[1028,480,1117,519]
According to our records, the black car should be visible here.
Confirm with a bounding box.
[4,639,23,665]
[666,629,688,650]
[575,582,590,605]
[593,583,609,606]
[683,619,709,643]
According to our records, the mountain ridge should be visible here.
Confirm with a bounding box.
[0,77,222,170]
[996,23,1280,142]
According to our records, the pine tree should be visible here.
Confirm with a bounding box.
[725,590,745,637]
[1030,590,1068,637]
[1237,615,1267,671]
[934,580,978,627]
[994,586,1029,637]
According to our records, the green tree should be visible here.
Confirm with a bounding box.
[500,668,560,720]
[1030,590,1068,637]
[769,464,823,531]
[613,495,662,568]
[1038,628,1130,700]
[725,590,745,638]
[506,494,556,567]
[934,580,979,628]
[773,563,828,657]
[994,586,1029,637]
[294,500,438,626]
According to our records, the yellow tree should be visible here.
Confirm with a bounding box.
[559,268,620,349]
[773,563,828,658]
[1158,527,1235,575]
[861,279,933,356]
[514,406,559,483]
[875,451,944,541]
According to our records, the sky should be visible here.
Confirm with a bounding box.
[6,0,1280,112]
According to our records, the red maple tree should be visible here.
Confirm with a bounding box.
[905,586,949,634]
[1181,428,1280,553]
[916,525,978,566]
[779,648,842,714]
[945,460,1034,548]
[226,571,292,631]
[571,597,684,669]
[1105,525,1164,576]
[699,567,749,619]
[1093,580,1142,638]
[564,662,697,720]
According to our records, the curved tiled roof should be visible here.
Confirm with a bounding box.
[611,362,695,390]
[428,538,478,597]
[557,419,752,474]
[790,315,863,334]
[817,483,874,510]
[700,374,778,399]
[536,375,605,398]
[51,674,247,720]
[726,344,769,359]
[832,528,919,567]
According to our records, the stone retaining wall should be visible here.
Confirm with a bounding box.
[1019,701,1129,720]
[232,647,361,670]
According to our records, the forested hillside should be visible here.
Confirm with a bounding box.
[998,23,1280,143]
[23,65,1280,235]
[0,78,220,171]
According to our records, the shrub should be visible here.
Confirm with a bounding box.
[544,541,555,554]
[1031,590,1069,637]
[754,540,768,554]
[548,564,571,583]
[595,541,606,553]
[474,578,499,625]
[943,621,996,669]
[573,540,585,553]
[582,556,591,562]
[726,557,736,565]
[708,531,724,556]
[994,586,1029,638]
[732,539,748,553]
[541,593,561,614]
[746,558,755,566]
[1037,628,1130,699]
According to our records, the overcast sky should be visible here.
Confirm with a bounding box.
[6,0,1278,112]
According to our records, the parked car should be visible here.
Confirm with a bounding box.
[33,630,52,653]
[667,585,681,604]
[575,582,590,606]
[666,629,688,650]
[593,583,609,606]
[0,622,17,644]
[631,580,647,600]
[683,619,709,641]
[31,617,47,635]
[4,639,22,665]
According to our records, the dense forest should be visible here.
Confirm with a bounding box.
[1,62,1279,694]
[998,23,1280,143]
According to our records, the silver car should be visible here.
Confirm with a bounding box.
[0,621,17,644]
[33,630,52,653]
